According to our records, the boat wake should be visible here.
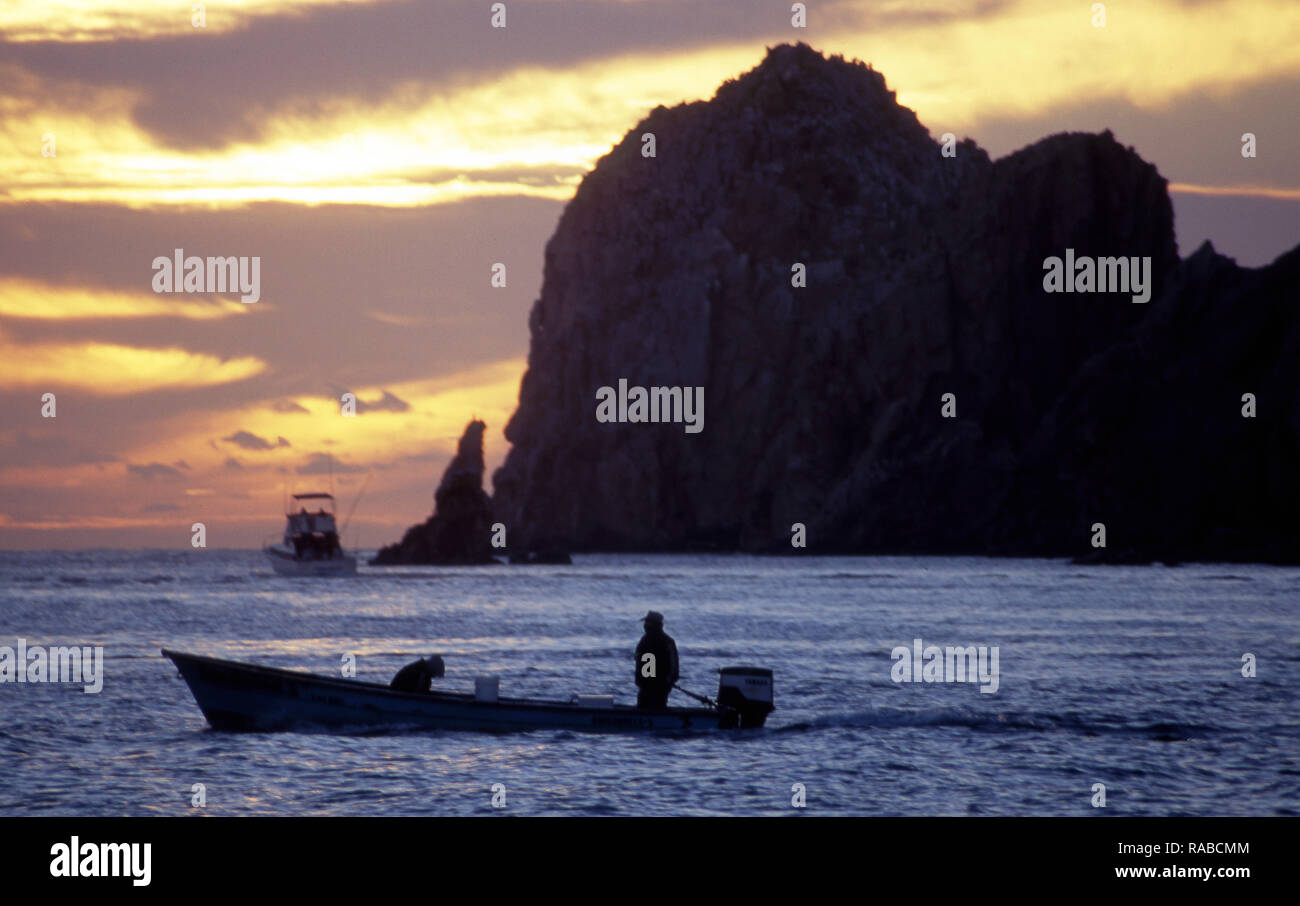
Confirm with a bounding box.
[773,706,1229,739]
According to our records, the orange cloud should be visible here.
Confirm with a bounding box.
[0,278,252,320]
[0,0,380,42]
[1169,183,1300,201]
[0,333,266,394]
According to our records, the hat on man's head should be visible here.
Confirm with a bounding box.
[642,610,665,627]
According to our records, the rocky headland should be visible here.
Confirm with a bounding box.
[486,43,1298,564]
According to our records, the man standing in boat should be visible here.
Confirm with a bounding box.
[635,611,679,709]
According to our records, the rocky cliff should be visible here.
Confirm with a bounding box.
[372,420,498,565]
[491,43,1300,562]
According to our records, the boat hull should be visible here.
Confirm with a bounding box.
[264,546,357,577]
[163,650,734,733]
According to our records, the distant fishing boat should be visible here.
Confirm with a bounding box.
[263,492,357,577]
[162,649,776,733]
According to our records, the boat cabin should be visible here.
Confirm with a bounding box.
[283,492,343,559]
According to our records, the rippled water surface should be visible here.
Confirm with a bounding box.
[1,551,1297,816]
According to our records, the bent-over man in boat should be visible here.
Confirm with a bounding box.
[390,654,446,692]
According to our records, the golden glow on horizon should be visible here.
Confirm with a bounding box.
[0,357,525,536]
[0,513,183,530]
[121,356,525,484]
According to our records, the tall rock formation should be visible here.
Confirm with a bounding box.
[491,43,1300,562]
[372,420,498,565]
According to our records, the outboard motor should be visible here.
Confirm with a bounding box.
[716,667,774,728]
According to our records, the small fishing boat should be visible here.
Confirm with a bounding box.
[163,649,774,733]
[263,492,357,576]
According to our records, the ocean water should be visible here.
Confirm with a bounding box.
[0,551,1296,817]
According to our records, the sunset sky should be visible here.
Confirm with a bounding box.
[2,0,1298,549]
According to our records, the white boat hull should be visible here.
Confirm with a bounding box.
[264,545,357,577]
